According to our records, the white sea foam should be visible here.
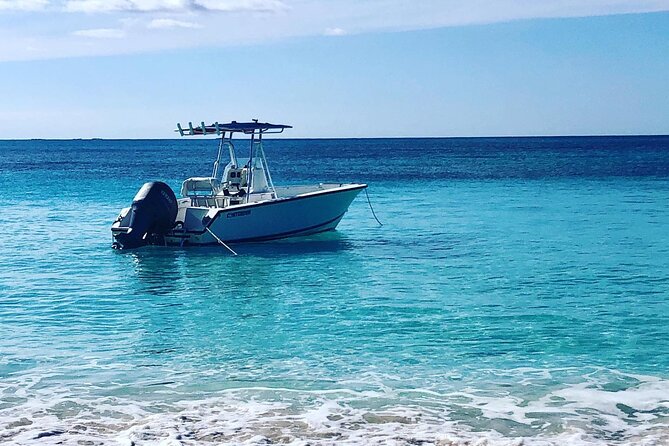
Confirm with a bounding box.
[2,368,669,445]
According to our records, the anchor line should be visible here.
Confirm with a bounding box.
[205,227,238,256]
[364,188,383,226]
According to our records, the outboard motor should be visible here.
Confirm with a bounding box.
[112,181,178,250]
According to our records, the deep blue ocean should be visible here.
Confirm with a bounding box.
[1,136,668,445]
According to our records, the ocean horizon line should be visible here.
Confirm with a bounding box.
[3,133,669,142]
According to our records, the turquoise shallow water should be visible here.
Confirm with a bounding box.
[1,137,669,445]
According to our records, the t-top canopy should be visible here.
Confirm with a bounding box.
[176,121,292,136]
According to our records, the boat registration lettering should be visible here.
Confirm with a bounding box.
[227,210,251,218]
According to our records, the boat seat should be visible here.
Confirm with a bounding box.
[181,177,221,198]
[226,167,248,188]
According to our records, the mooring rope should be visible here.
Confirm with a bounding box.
[364,188,383,226]
[205,227,238,256]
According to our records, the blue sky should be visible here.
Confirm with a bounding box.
[1,1,668,138]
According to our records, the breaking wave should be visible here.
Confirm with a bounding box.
[2,368,669,445]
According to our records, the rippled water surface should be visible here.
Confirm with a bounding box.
[1,136,669,445]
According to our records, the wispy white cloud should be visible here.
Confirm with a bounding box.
[66,0,184,13]
[324,27,346,36]
[195,0,286,12]
[72,27,125,38]
[3,0,669,61]
[147,17,201,28]
[64,0,286,13]
[0,0,48,11]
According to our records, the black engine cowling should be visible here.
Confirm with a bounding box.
[112,181,178,250]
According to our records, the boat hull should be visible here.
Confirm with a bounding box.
[165,184,366,246]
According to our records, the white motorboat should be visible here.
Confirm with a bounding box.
[111,121,367,250]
